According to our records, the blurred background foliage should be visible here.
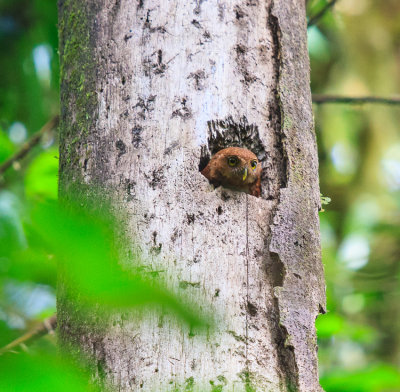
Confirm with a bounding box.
[308,0,400,391]
[0,0,399,390]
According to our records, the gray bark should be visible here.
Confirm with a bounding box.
[58,0,326,391]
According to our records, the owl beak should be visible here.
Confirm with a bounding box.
[242,168,248,181]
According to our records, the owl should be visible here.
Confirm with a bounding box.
[201,147,262,197]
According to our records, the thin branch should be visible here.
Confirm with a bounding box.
[308,0,338,27]
[0,115,60,176]
[312,94,400,105]
[0,315,57,355]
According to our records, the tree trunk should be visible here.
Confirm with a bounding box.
[58,0,326,391]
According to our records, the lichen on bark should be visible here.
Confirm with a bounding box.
[58,1,99,188]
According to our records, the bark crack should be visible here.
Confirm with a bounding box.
[267,1,299,390]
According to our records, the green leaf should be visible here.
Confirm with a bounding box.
[29,199,210,329]
[321,364,400,392]
[316,312,344,338]
[0,130,14,164]
[25,149,58,200]
[0,352,99,392]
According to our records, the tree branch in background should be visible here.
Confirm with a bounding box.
[0,115,59,176]
[0,315,57,355]
[308,0,338,27]
[312,94,400,105]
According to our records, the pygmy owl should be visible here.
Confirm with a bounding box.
[201,147,262,197]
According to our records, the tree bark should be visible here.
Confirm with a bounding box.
[58,0,326,391]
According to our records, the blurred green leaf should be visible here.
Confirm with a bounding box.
[317,312,344,338]
[0,191,26,256]
[24,148,58,200]
[318,312,377,343]
[0,351,99,392]
[0,129,15,164]
[321,364,400,392]
[28,199,210,329]
[308,26,331,62]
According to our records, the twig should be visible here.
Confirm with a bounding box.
[308,0,338,27]
[0,314,57,355]
[312,94,400,105]
[0,115,59,176]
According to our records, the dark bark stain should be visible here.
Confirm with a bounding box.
[170,228,181,243]
[258,44,270,64]
[187,70,206,90]
[234,5,246,20]
[202,30,211,42]
[218,4,225,21]
[143,10,167,34]
[171,97,192,119]
[110,0,121,21]
[132,125,143,148]
[147,167,165,189]
[186,213,195,224]
[191,19,202,28]
[235,44,257,85]
[193,0,204,15]
[116,139,127,158]
[179,281,200,289]
[150,243,162,255]
[143,50,167,76]
[246,301,258,316]
[150,231,162,255]
[133,95,156,120]
[193,254,201,264]
[125,179,136,201]
[164,141,179,155]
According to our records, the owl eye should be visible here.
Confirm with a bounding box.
[250,160,258,170]
[227,156,239,167]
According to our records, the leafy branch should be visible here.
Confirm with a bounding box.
[312,94,400,105]
[0,315,57,355]
[0,115,59,176]
[308,0,338,27]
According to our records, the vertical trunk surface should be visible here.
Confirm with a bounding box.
[58,0,325,391]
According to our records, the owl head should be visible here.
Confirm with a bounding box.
[201,147,262,196]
